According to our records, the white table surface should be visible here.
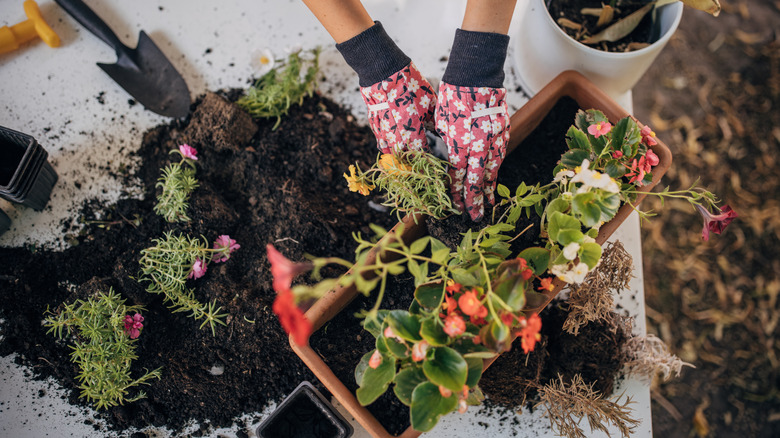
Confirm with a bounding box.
[0,1,648,436]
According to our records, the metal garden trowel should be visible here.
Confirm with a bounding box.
[54,0,191,118]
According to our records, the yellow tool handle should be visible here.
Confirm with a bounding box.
[0,0,60,54]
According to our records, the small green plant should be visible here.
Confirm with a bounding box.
[138,232,240,334]
[43,289,162,409]
[345,151,460,220]
[237,48,320,129]
[154,144,199,223]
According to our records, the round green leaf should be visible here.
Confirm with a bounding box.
[393,366,427,406]
[579,242,603,269]
[356,351,396,406]
[518,247,551,276]
[415,282,444,310]
[422,346,468,392]
[465,357,483,387]
[386,310,422,342]
[421,318,449,346]
[411,382,459,432]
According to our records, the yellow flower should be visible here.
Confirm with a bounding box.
[378,154,411,175]
[343,165,373,196]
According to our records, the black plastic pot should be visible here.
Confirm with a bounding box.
[0,208,10,236]
[257,381,353,438]
[0,125,58,211]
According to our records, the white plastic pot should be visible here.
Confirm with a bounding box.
[514,0,683,99]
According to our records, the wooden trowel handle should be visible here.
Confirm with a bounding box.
[54,0,132,59]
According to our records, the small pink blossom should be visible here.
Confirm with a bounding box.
[188,258,207,279]
[612,151,623,159]
[212,235,240,263]
[645,149,659,167]
[587,121,612,138]
[411,340,430,362]
[123,313,144,339]
[439,386,452,398]
[640,125,658,146]
[625,159,646,186]
[368,350,383,369]
[179,144,198,161]
[695,204,737,241]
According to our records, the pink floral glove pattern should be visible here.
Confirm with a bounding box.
[360,62,436,154]
[435,83,510,220]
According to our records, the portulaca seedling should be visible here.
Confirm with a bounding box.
[154,144,199,223]
[44,289,162,409]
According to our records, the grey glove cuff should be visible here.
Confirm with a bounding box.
[336,21,411,87]
[442,29,510,88]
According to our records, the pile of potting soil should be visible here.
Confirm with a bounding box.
[0,90,397,434]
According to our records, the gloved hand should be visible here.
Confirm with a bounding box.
[360,62,436,153]
[435,83,510,221]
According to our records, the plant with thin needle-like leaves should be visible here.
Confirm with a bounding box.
[154,145,199,223]
[44,289,162,409]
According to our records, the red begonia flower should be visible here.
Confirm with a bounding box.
[458,290,483,316]
[443,314,466,337]
[518,313,542,354]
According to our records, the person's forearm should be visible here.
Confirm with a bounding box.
[301,0,375,43]
[461,0,518,34]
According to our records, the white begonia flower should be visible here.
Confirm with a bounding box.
[562,242,581,261]
[570,262,589,283]
[252,48,276,76]
[554,169,575,184]
[605,178,620,193]
[551,264,574,283]
[583,235,596,244]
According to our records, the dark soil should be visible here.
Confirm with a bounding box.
[481,303,628,409]
[0,91,398,434]
[548,0,656,52]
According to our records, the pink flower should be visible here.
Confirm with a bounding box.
[612,151,623,159]
[179,144,198,161]
[695,204,737,241]
[439,386,453,398]
[625,159,646,186]
[368,350,383,369]
[443,314,466,337]
[188,258,207,279]
[266,244,313,293]
[212,235,240,263]
[640,125,658,146]
[587,121,612,138]
[411,340,430,362]
[123,313,144,339]
[645,149,659,167]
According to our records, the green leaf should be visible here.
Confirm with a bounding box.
[356,351,396,406]
[386,310,422,342]
[410,237,430,255]
[597,193,621,222]
[410,382,458,432]
[566,126,591,150]
[580,242,603,269]
[380,334,410,359]
[362,310,389,338]
[574,110,589,131]
[421,319,450,346]
[604,160,625,179]
[561,149,591,169]
[610,117,630,154]
[545,197,570,217]
[394,367,427,406]
[451,268,477,286]
[557,229,585,246]
[423,346,468,392]
[496,184,511,199]
[515,182,529,197]
[431,248,450,265]
[415,282,444,310]
[572,192,602,228]
[518,247,551,275]
[369,224,388,238]
[548,212,581,242]
[466,357,483,387]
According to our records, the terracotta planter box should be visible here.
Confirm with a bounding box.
[290,71,672,438]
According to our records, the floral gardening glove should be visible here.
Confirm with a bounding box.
[436,29,511,220]
[360,62,436,153]
[436,84,510,220]
[337,22,435,153]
